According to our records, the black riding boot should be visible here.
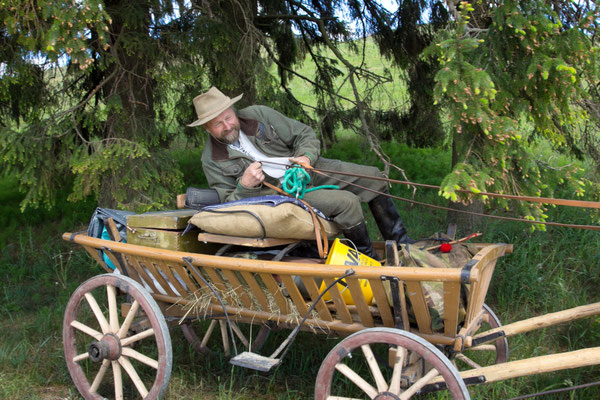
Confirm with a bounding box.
[368,192,415,244]
[342,222,379,260]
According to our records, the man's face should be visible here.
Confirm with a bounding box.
[204,107,240,144]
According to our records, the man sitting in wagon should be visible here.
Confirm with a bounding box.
[187,87,414,259]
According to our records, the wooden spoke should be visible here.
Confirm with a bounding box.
[84,292,111,334]
[70,320,103,340]
[112,360,124,400]
[399,368,439,400]
[121,347,159,369]
[388,346,406,394]
[360,344,387,392]
[334,363,378,398]
[107,285,119,332]
[90,359,110,393]
[118,355,149,398]
[117,299,140,338]
[72,352,89,363]
[120,328,155,347]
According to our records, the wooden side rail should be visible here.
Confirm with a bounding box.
[66,233,514,344]
[63,233,479,283]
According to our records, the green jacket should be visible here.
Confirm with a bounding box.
[201,105,321,202]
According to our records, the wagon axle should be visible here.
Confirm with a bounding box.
[88,333,122,362]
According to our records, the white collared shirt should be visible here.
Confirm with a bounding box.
[228,131,291,180]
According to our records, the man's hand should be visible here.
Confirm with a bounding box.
[240,161,265,187]
[289,155,311,168]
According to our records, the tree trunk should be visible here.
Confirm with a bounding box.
[447,129,485,235]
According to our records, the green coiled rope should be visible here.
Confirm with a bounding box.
[282,166,338,199]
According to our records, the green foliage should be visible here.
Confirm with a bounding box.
[426,0,600,226]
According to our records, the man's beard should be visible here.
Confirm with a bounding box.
[220,125,240,144]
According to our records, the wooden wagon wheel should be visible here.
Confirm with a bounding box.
[455,303,509,369]
[63,274,172,400]
[315,327,470,400]
[180,320,270,357]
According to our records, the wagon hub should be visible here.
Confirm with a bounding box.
[88,333,122,362]
[374,392,401,400]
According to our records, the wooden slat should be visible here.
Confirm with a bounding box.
[201,266,236,305]
[103,250,126,275]
[141,257,178,297]
[259,273,289,314]
[346,278,374,327]
[464,247,504,325]
[182,262,216,299]
[220,269,253,309]
[82,245,113,273]
[398,281,410,330]
[169,263,201,294]
[120,255,143,283]
[368,278,395,327]
[405,281,433,334]
[300,277,332,321]
[280,275,309,317]
[155,260,188,296]
[443,281,461,337]
[240,271,270,311]
[127,257,161,294]
[321,277,352,324]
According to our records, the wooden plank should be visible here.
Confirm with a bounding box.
[300,277,332,321]
[368,278,395,327]
[280,275,309,317]
[321,277,352,324]
[405,281,433,334]
[240,271,270,311]
[220,269,253,309]
[258,273,289,314]
[197,233,297,248]
[443,281,461,337]
[345,278,374,327]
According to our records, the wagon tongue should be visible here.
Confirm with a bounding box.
[230,352,281,372]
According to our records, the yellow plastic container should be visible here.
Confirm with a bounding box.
[319,238,380,305]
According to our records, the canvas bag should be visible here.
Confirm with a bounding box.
[189,195,341,240]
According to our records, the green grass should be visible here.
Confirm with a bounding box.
[1,141,599,399]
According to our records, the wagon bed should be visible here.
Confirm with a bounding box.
[61,231,600,399]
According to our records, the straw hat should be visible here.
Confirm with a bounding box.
[187,87,243,127]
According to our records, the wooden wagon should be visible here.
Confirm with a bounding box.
[62,226,600,399]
